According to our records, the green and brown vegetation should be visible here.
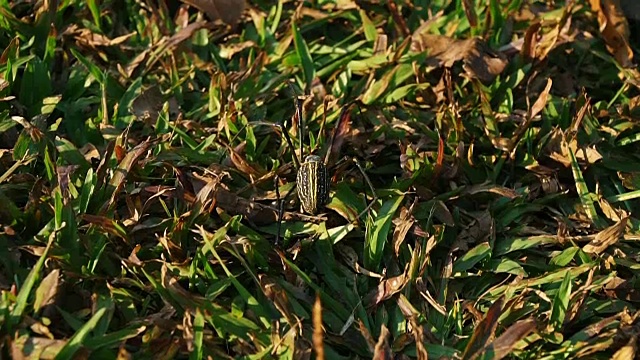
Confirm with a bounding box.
[1,0,640,358]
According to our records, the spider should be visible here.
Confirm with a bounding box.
[271,88,378,245]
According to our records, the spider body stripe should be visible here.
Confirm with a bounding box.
[296,155,330,214]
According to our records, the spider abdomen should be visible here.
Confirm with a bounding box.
[296,155,330,214]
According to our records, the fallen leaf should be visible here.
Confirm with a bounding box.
[124,21,208,78]
[372,325,392,360]
[259,275,298,328]
[392,202,416,257]
[461,296,504,360]
[365,268,409,308]
[326,102,354,166]
[180,0,246,25]
[583,216,628,254]
[56,164,80,204]
[12,335,68,359]
[411,34,508,83]
[459,182,519,199]
[462,0,478,27]
[535,4,574,61]
[33,269,60,313]
[546,129,603,167]
[590,0,634,67]
[521,21,542,61]
[481,319,537,360]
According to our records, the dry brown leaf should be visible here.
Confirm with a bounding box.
[336,244,383,278]
[365,268,409,308]
[583,216,628,254]
[33,269,60,313]
[81,214,131,244]
[226,142,263,177]
[65,24,134,51]
[459,182,519,199]
[461,296,504,360]
[521,21,541,61]
[312,293,324,360]
[357,320,376,352]
[509,78,553,156]
[411,34,508,83]
[326,102,354,166]
[259,275,298,328]
[546,129,603,167]
[392,203,415,257]
[462,0,478,27]
[56,164,80,204]
[530,78,553,120]
[12,336,68,359]
[590,0,634,67]
[536,4,574,61]
[180,0,246,25]
[372,325,392,360]
[481,319,537,360]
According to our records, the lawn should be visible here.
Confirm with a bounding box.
[1,0,639,359]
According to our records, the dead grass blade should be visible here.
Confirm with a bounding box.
[312,293,324,360]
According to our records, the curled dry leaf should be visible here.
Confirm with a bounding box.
[392,202,416,257]
[534,4,574,62]
[259,275,298,328]
[583,216,628,254]
[365,268,409,308]
[180,0,246,25]
[589,0,634,68]
[481,319,537,360]
[411,34,508,83]
[64,24,134,55]
[462,296,504,360]
[100,139,159,214]
[372,325,392,360]
[546,129,603,167]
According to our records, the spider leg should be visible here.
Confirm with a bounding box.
[274,174,297,246]
[332,155,378,221]
[351,157,378,220]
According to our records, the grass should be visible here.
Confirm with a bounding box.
[1,0,640,359]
